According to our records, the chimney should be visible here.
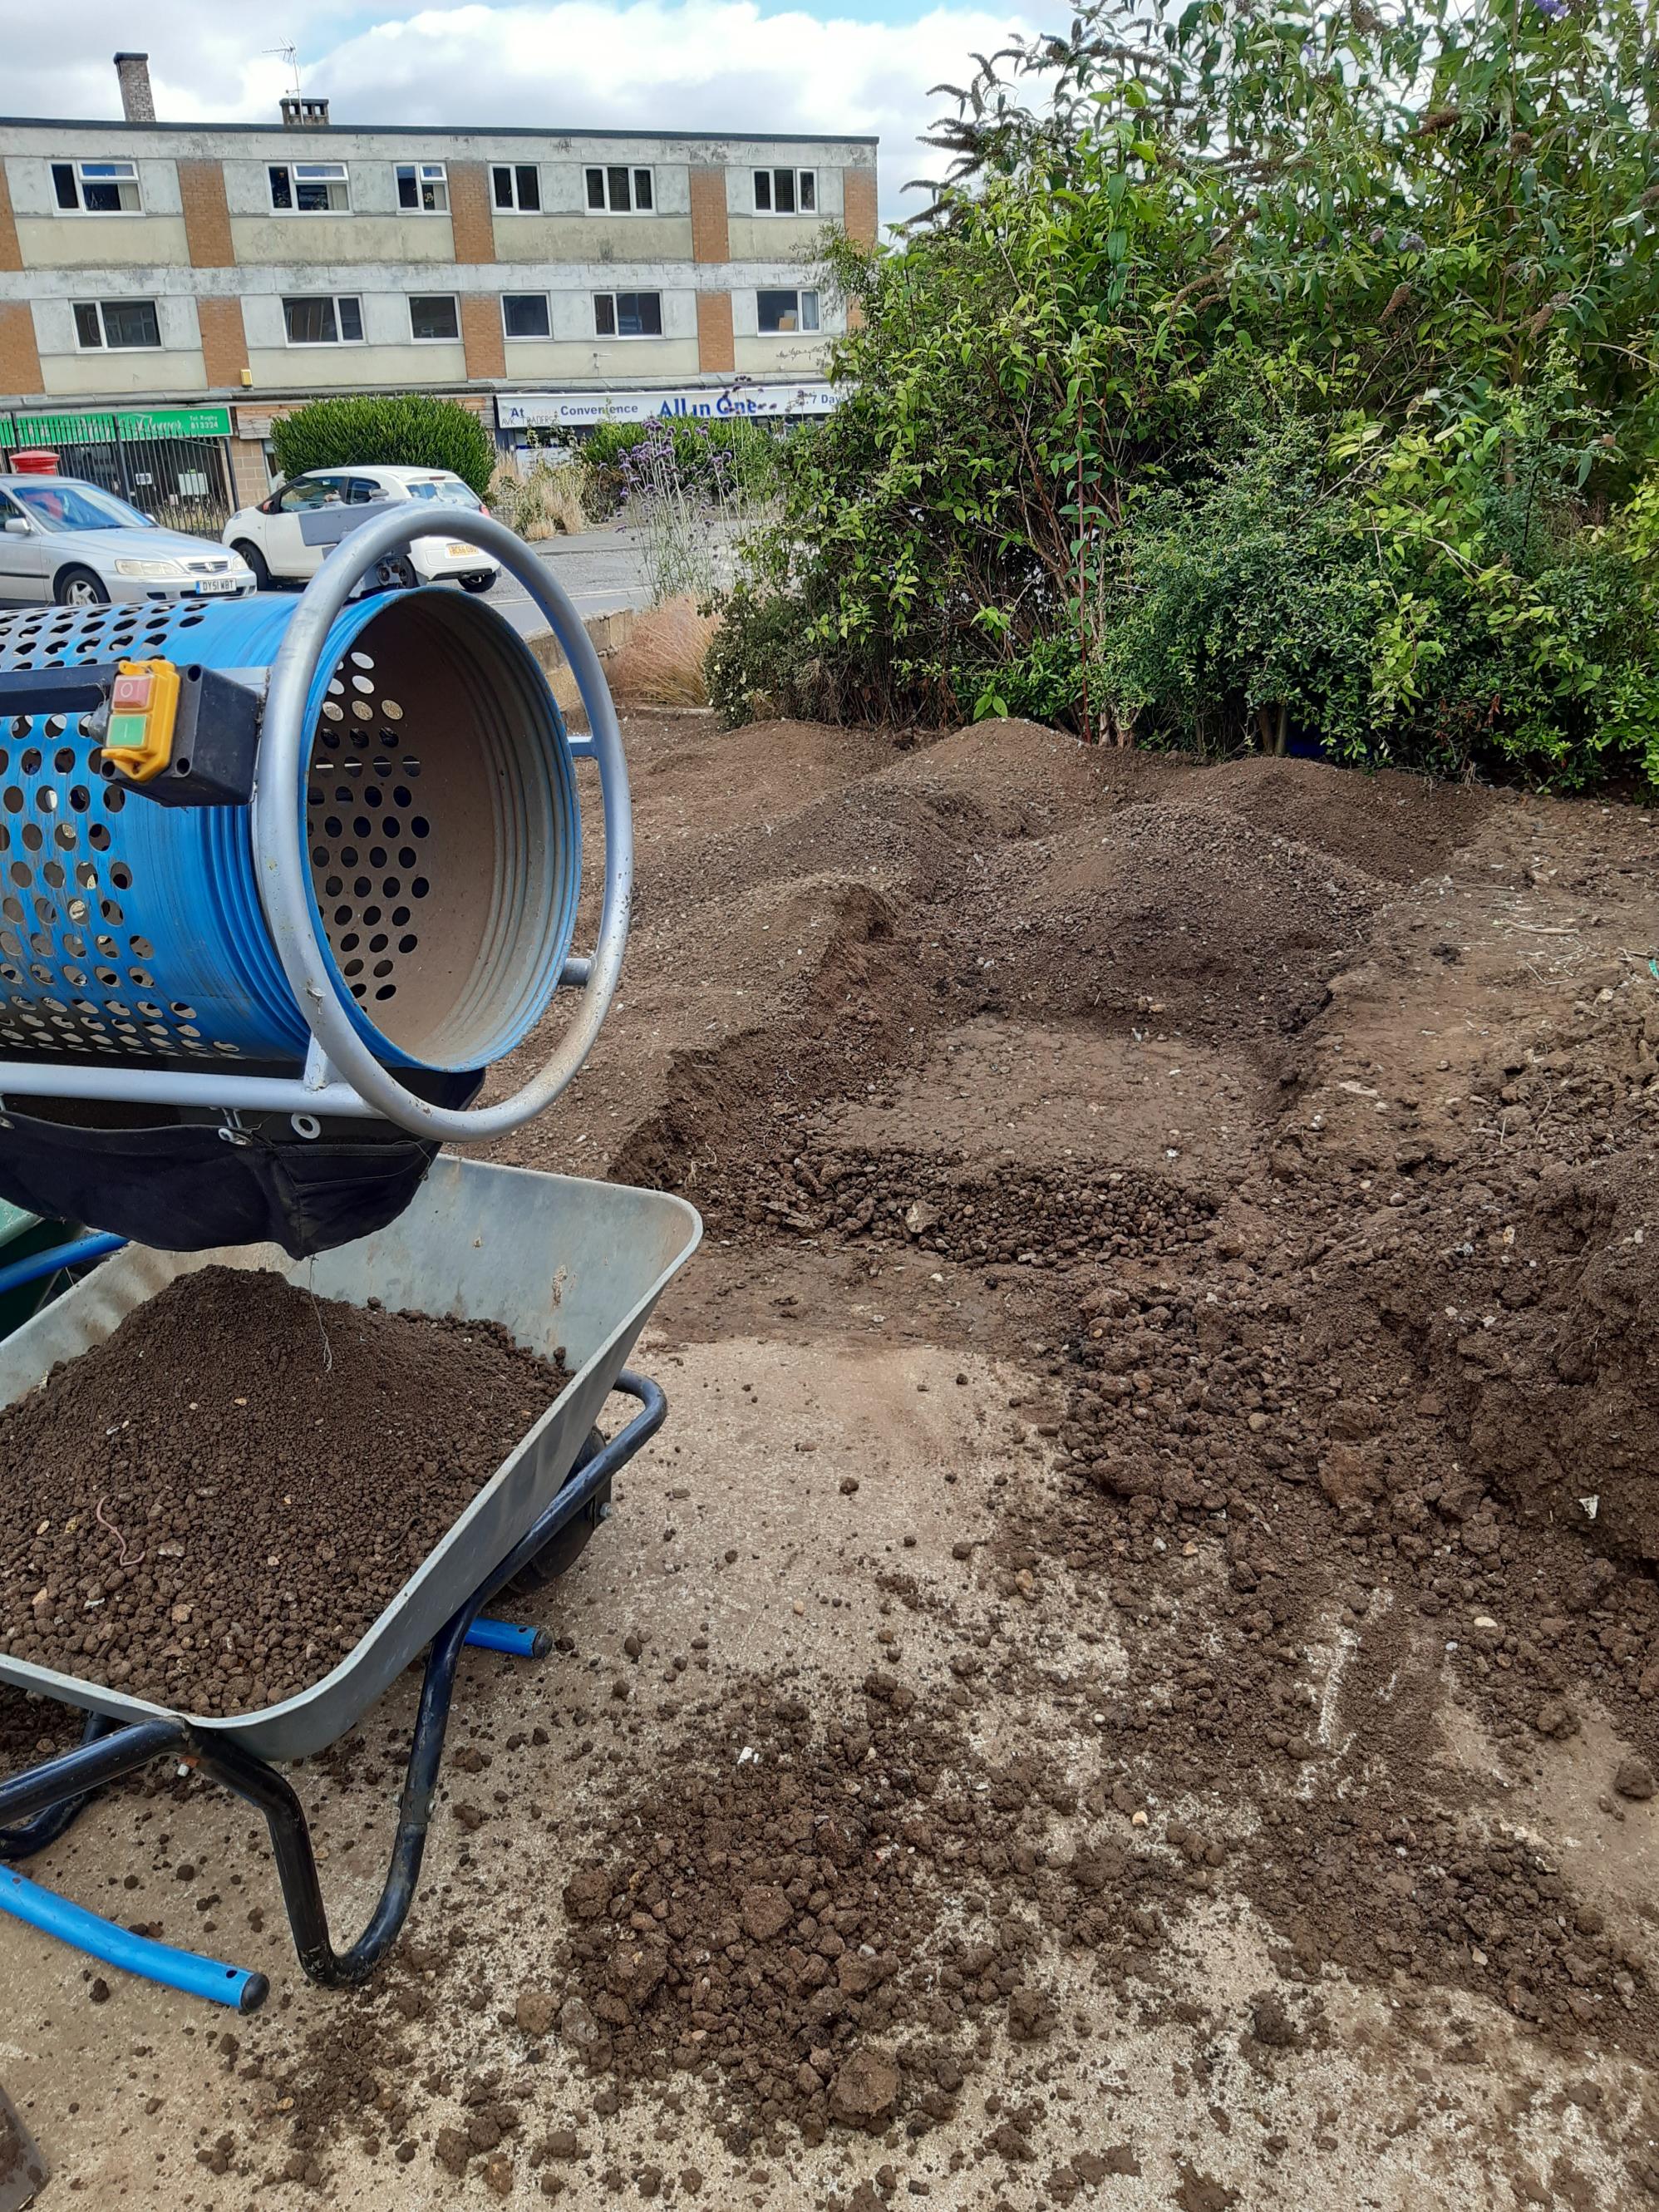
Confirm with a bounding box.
[113,52,155,123]
[279,93,331,129]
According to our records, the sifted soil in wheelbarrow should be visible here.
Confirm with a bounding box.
[0,1266,569,1717]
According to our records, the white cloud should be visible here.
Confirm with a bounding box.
[3,1,1044,222]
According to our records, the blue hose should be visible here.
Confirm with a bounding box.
[0,1865,268,2011]
[0,1234,126,1302]
[463,1618,551,1659]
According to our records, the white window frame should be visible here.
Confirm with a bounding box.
[593,289,664,340]
[408,293,460,344]
[753,167,817,217]
[491,163,542,212]
[281,294,365,347]
[584,165,656,216]
[395,161,449,214]
[756,287,820,335]
[500,292,552,341]
[52,159,142,216]
[268,160,352,214]
[71,298,162,352]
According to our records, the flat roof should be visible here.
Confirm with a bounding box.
[0,117,878,145]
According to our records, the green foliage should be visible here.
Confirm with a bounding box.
[271,395,495,499]
[578,418,782,519]
[717,0,1659,791]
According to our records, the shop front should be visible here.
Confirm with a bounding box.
[0,406,236,535]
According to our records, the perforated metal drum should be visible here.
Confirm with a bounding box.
[0,587,580,1074]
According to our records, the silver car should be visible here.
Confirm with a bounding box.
[0,475,254,607]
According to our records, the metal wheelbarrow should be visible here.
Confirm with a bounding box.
[0,1155,700,2009]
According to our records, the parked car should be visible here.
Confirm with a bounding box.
[0,475,254,606]
[223,466,500,593]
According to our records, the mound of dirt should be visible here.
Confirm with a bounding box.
[0,1267,569,1717]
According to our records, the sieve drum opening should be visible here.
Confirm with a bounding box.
[301,590,579,1072]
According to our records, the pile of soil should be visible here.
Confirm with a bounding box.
[0,1267,569,1717]
[17,711,1659,2208]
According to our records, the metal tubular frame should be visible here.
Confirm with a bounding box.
[0,1372,665,2003]
[0,509,633,1139]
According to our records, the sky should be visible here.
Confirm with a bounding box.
[2,0,1059,222]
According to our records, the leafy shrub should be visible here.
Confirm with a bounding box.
[272,395,495,499]
[579,418,781,519]
[716,0,1659,791]
[706,580,822,725]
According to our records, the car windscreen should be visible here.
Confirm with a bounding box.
[10,482,155,533]
[406,479,485,509]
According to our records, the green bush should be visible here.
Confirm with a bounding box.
[714,0,1659,791]
[705,580,822,725]
[578,418,782,519]
[271,394,495,499]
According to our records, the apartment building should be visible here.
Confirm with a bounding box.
[0,54,876,520]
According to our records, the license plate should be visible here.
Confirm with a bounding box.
[194,575,238,594]
[446,543,473,558]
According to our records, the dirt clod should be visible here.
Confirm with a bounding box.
[1615,1756,1656,1802]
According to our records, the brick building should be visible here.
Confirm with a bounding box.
[0,53,876,517]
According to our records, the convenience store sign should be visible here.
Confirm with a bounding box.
[0,405,233,446]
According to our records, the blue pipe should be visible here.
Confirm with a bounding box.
[462,1618,551,1660]
[0,1234,126,1302]
[0,1865,268,2012]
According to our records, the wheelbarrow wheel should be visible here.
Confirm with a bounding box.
[508,1425,608,1595]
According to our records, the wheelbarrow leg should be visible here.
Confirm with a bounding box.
[191,1608,473,1988]
[191,1374,667,1988]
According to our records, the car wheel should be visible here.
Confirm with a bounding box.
[364,554,417,595]
[55,567,109,608]
[460,571,495,594]
[232,539,272,590]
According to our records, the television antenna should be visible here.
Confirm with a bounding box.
[264,42,302,95]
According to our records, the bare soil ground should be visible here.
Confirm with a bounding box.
[5,711,1659,2208]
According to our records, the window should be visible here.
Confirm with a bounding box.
[276,478,345,512]
[584,165,654,214]
[268,161,351,213]
[593,290,662,339]
[409,294,460,342]
[71,298,161,350]
[756,287,820,334]
[396,162,449,213]
[9,482,155,531]
[502,293,551,340]
[491,164,541,212]
[753,167,816,216]
[52,159,141,214]
[406,477,485,509]
[282,294,364,345]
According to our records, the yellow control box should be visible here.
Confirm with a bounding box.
[101,658,181,785]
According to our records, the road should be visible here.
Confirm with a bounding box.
[479,525,655,640]
[0,525,657,638]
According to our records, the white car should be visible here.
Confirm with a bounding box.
[0,475,254,606]
[223,465,500,594]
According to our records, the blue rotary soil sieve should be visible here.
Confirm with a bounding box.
[0,585,581,1075]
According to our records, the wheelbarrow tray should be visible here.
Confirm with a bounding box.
[0,1157,700,1762]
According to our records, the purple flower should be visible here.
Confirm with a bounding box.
[1533,0,1567,19]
